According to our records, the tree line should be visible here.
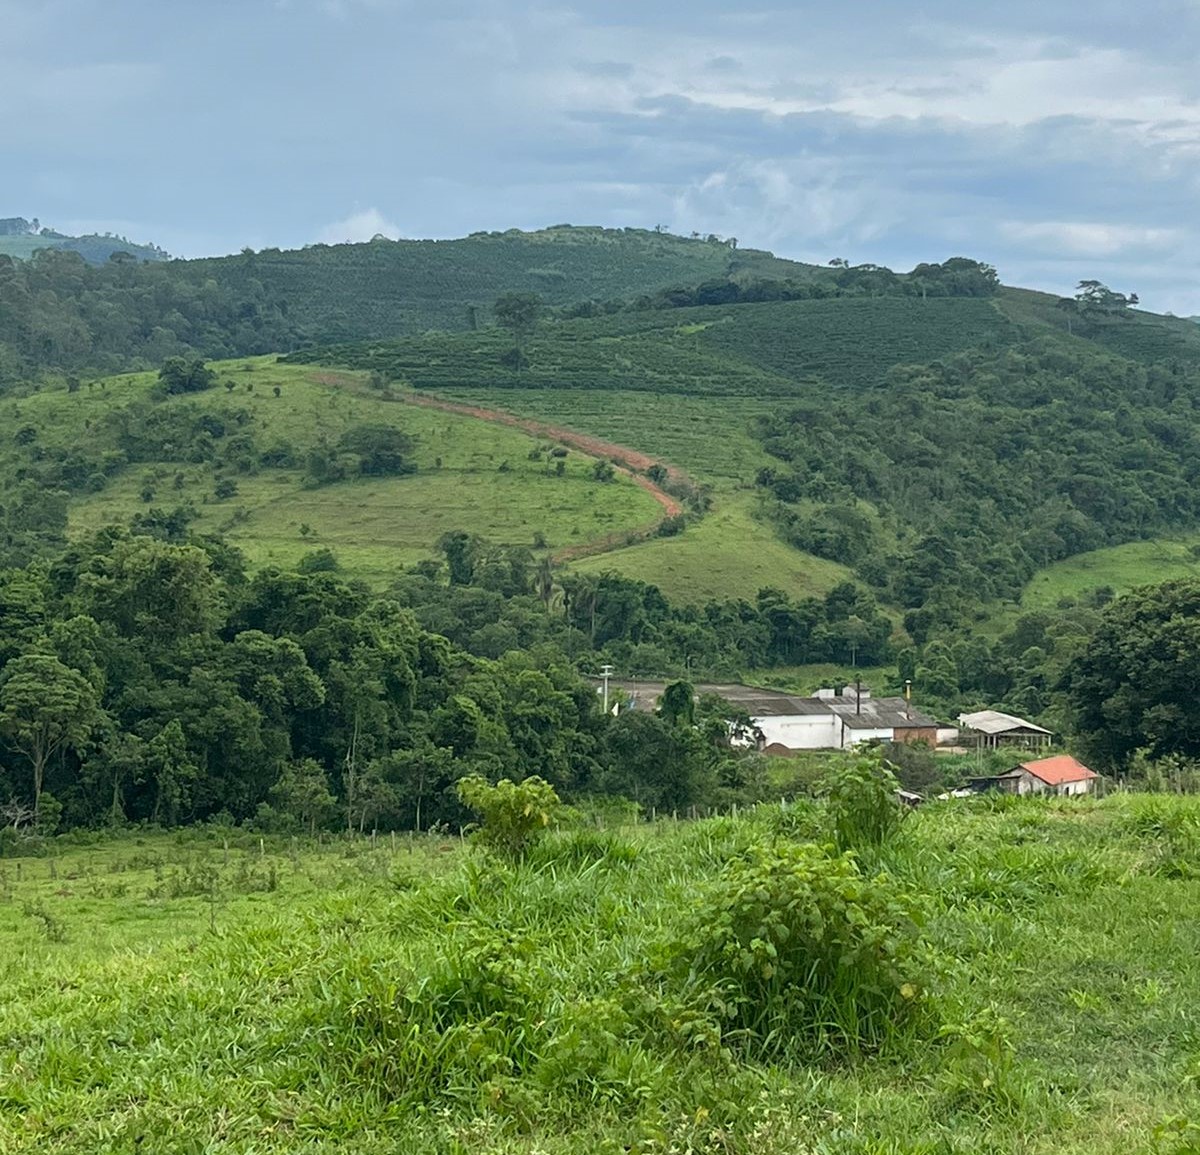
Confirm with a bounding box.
[0,529,785,838]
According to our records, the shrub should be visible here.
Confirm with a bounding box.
[456,775,560,861]
[665,842,933,1059]
[822,749,903,853]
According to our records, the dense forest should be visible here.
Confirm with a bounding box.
[754,339,1200,634]
[0,527,807,835]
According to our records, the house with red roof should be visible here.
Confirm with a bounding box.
[988,754,1099,797]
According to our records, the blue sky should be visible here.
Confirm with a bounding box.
[5,0,1199,312]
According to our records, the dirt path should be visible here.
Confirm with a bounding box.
[399,391,687,562]
[309,374,691,564]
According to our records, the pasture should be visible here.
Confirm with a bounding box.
[4,794,1200,1153]
[1021,537,1200,611]
[6,359,663,587]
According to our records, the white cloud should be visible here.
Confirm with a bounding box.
[1000,220,1185,257]
[316,208,402,244]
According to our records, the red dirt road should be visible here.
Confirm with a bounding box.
[308,374,690,564]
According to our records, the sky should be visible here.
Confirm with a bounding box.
[5,0,1199,312]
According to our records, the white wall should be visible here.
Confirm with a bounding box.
[755,713,841,750]
[755,714,900,751]
[837,723,894,749]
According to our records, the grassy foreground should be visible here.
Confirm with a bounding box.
[4,795,1200,1154]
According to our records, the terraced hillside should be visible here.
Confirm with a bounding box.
[294,285,1200,621]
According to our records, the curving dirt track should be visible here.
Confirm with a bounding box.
[309,374,690,564]
[392,390,688,562]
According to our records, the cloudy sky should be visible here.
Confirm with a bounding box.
[5,0,1199,311]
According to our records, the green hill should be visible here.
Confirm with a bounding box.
[0,216,168,264]
[182,226,824,341]
[2,358,666,587]
[0,226,827,382]
[291,284,1200,635]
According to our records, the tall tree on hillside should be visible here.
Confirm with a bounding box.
[493,292,542,372]
[1075,280,1139,319]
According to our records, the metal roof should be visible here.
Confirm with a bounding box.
[958,709,1052,736]
[830,697,938,729]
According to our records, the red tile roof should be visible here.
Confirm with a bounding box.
[1017,754,1098,786]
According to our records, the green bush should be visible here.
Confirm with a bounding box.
[456,775,560,861]
[665,842,934,1059]
[822,749,903,853]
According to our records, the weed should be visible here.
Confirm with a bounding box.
[821,749,904,854]
[665,842,936,1060]
[457,775,560,861]
[21,898,68,943]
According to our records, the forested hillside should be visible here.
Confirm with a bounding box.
[0,227,819,382]
[7,223,1200,758]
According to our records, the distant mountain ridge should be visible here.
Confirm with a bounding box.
[0,216,169,264]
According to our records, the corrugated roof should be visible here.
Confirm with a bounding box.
[831,697,938,729]
[958,709,1053,736]
[1016,754,1098,785]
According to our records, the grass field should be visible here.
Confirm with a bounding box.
[572,492,853,604]
[5,794,1200,1153]
[1020,536,1200,611]
[7,359,664,587]
[438,389,857,604]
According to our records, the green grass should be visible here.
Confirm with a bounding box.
[1021,536,1200,610]
[436,389,854,603]
[5,797,1200,1153]
[572,492,852,604]
[8,358,663,587]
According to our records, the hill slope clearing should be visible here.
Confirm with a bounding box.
[7,358,666,586]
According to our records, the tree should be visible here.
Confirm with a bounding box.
[1074,280,1138,319]
[146,719,198,825]
[271,758,337,835]
[0,653,102,815]
[1062,579,1200,771]
[660,679,695,728]
[440,530,478,586]
[337,424,417,476]
[493,292,543,371]
[157,357,216,395]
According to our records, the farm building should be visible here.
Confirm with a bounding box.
[973,754,1099,796]
[958,709,1053,749]
[604,680,939,753]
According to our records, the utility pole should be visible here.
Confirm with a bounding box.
[904,679,912,720]
[600,664,614,714]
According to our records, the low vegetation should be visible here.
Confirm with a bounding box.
[4,786,1200,1153]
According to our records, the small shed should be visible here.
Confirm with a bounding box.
[958,709,1053,749]
[993,754,1099,796]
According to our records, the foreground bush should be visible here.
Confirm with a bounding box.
[666,842,935,1059]
[456,774,560,860]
